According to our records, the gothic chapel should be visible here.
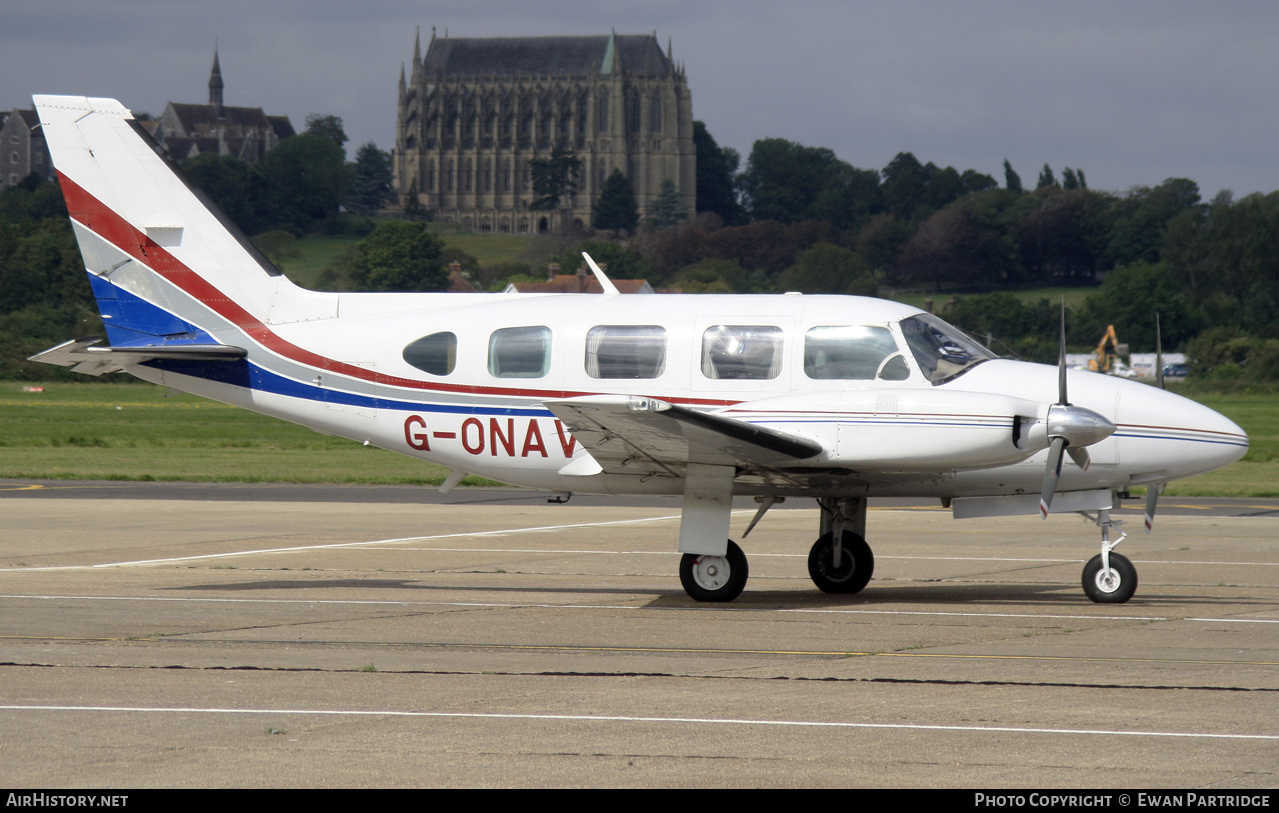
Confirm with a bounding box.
[393,29,695,233]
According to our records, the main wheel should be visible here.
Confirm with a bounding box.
[1082,552,1138,603]
[808,531,874,594]
[679,540,748,602]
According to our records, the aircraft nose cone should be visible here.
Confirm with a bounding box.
[1119,388,1249,479]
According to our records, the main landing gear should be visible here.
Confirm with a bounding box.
[676,494,876,602]
[808,497,875,594]
[679,541,749,602]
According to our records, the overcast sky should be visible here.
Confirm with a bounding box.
[6,1,1278,200]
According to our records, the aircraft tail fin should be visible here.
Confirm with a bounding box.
[33,95,291,354]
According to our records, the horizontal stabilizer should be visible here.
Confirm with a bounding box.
[545,395,824,481]
[29,338,247,376]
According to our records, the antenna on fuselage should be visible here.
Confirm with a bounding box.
[581,252,621,296]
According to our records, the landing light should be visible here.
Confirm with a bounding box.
[627,396,671,412]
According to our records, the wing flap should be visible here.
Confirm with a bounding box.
[545,395,824,481]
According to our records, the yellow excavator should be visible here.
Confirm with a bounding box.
[1087,325,1136,377]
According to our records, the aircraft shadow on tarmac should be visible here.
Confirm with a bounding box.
[159,576,1271,608]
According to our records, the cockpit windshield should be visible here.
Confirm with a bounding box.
[899,313,994,384]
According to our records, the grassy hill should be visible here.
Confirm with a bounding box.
[276,224,535,290]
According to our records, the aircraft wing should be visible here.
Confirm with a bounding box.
[29,338,247,376]
[545,395,823,480]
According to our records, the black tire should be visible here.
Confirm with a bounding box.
[1082,552,1138,603]
[808,531,874,594]
[679,540,748,602]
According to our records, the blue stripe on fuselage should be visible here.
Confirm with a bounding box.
[142,358,552,417]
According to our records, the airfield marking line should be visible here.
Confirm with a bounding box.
[393,548,1088,564]
[1187,617,1279,624]
[1,704,1276,741]
[0,593,1171,622]
[0,514,686,571]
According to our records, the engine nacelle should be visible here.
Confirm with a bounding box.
[721,389,1047,473]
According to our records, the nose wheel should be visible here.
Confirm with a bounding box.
[679,540,748,602]
[1079,508,1138,603]
[1083,552,1137,603]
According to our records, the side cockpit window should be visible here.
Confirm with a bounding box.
[585,326,667,379]
[804,326,909,381]
[489,326,551,378]
[900,313,993,384]
[402,331,457,376]
[701,325,783,380]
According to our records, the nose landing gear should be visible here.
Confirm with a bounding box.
[1079,508,1138,603]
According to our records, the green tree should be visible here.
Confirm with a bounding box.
[529,149,582,211]
[250,230,302,270]
[305,114,348,150]
[881,152,928,219]
[739,138,882,229]
[946,292,1061,362]
[1018,188,1111,283]
[1073,261,1206,351]
[1165,190,1279,336]
[1037,164,1057,189]
[962,169,998,195]
[777,243,877,296]
[402,179,428,221]
[811,162,882,231]
[648,179,688,229]
[593,169,639,235]
[1105,178,1201,267]
[548,240,653,281]
[0,173,68,223]
[693,121,747,225]
[1003,159,1023,193]
[346,142,393,216]
[347,221,447,292]
[181,153,266,235]
[894,203,1014,289]
[670,258,743,293]
[261,133,348,232]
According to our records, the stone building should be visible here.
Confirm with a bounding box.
[394,29,695,234]
[151,50,295,162]
[0,108,54,191]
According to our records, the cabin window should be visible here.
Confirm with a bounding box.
[489,326,552,378]
[701,325,783,380]
[804,326,908,381]
[402,331,457,376]
[585,326,667,379]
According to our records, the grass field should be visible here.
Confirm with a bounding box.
[0,383,495,486]
[887,286,1097,313]
[0,381,1272,496]
[277,227,535,290]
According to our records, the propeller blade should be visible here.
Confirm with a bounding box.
[1066,445,1091,471]
[1155,312,1165,390]
[1039,436,1067,518]
[1144,484,1162,533]
[1057,299,1068,405]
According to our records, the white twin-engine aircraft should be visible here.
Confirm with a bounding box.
[31,95,1248,604]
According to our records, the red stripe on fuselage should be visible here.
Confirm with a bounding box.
[57,172,733,406]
